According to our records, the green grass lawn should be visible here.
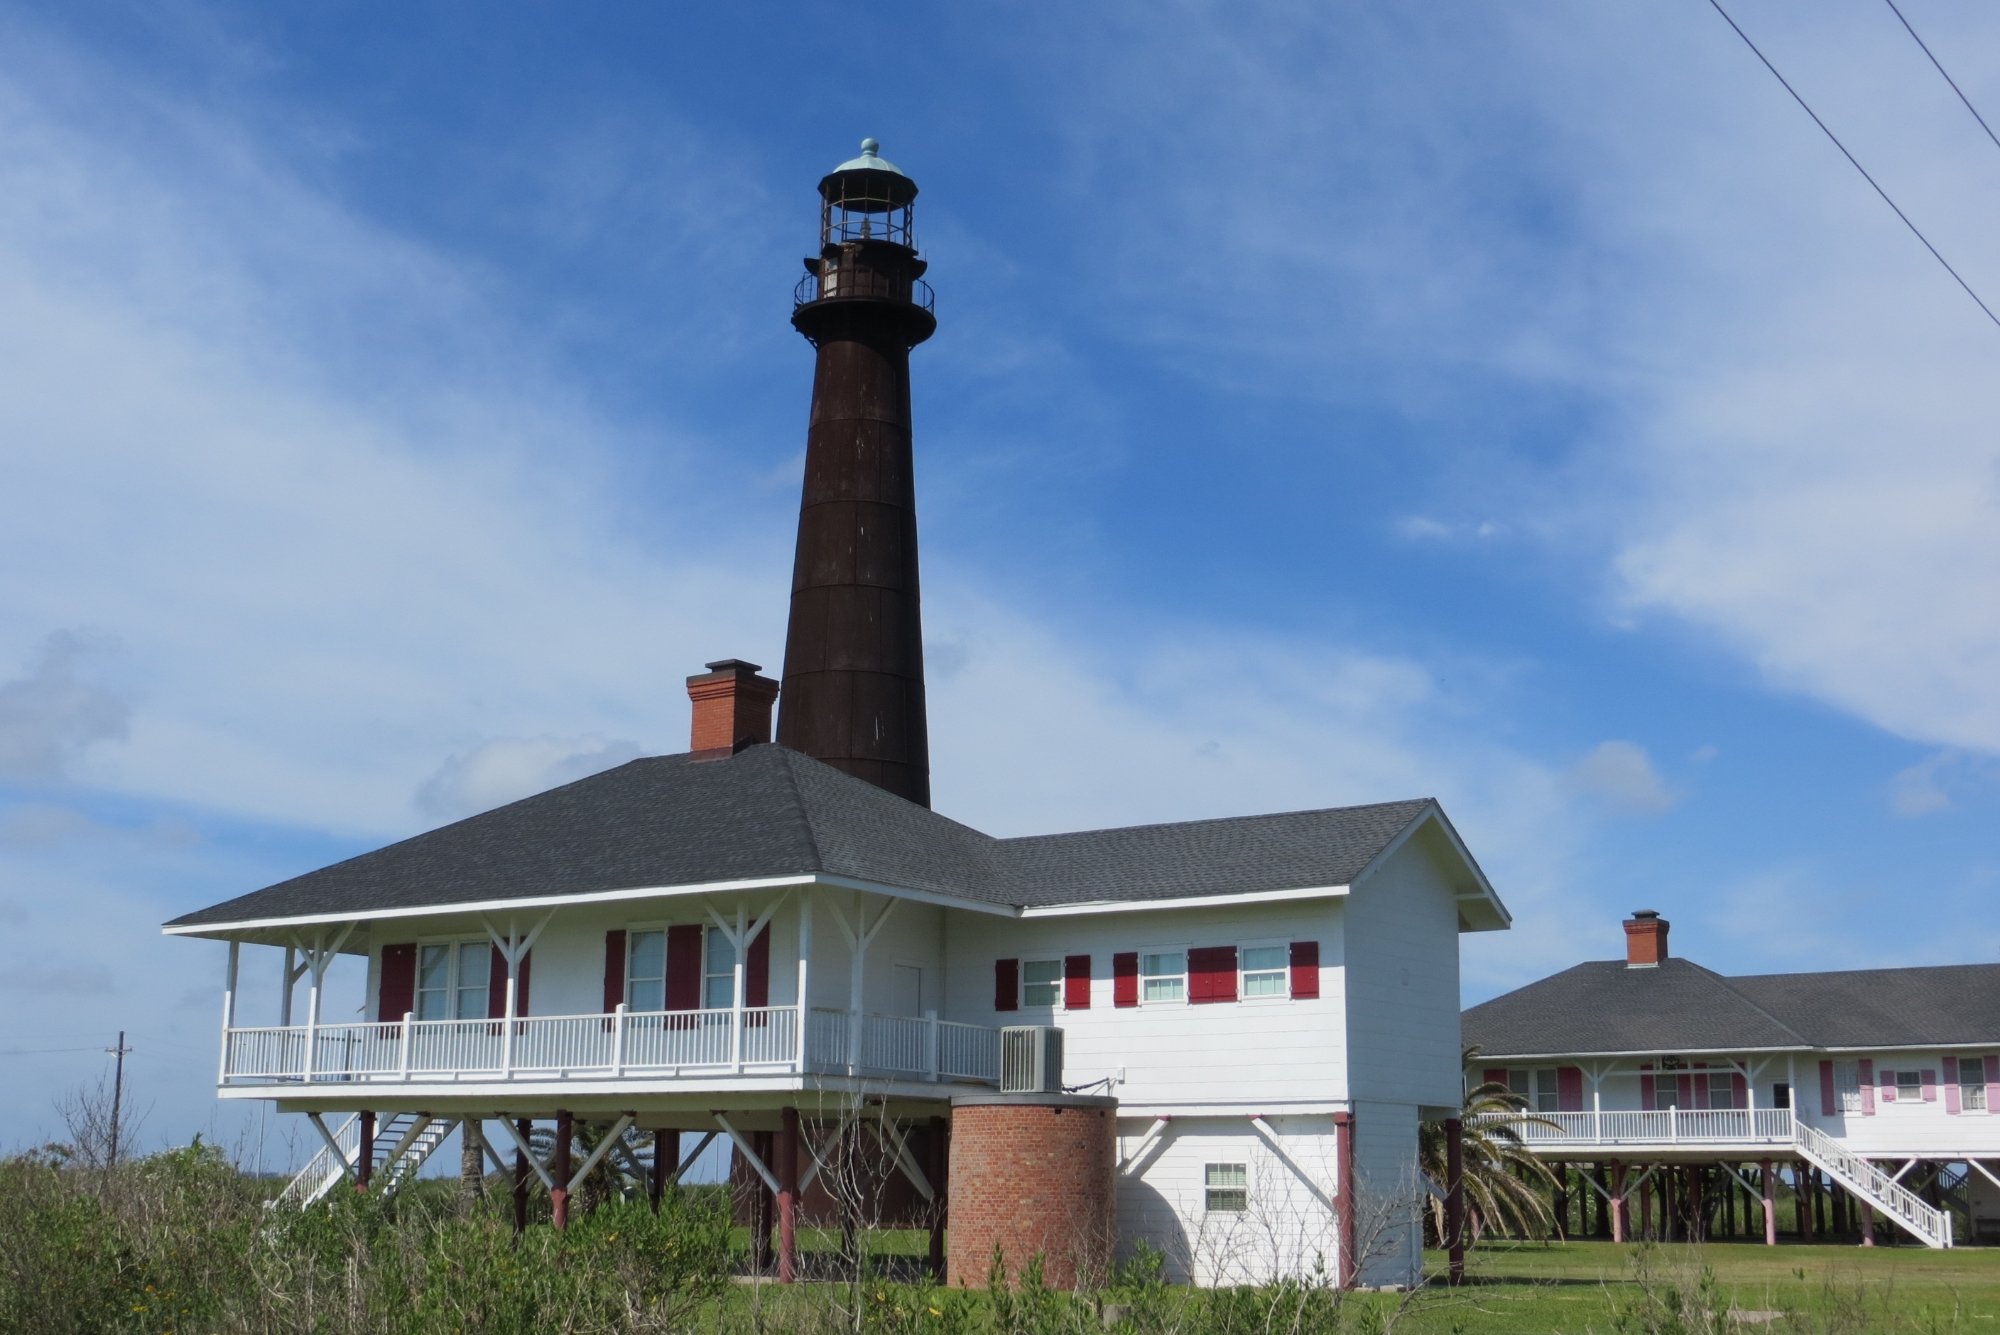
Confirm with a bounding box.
[1375,1239,2000,1332]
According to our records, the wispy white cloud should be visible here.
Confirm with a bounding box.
[0,633,130,781]
[1566,740,1678,815]
[415,736,647,822]
[1888,749,1995,817]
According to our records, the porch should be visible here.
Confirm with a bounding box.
[1483,1107,1801,1153]
[221,1004,1002,1089]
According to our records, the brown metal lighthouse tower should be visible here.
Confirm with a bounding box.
[777,139,937,807]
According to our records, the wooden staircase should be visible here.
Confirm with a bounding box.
[1792,1121,1952,1248]
[273,1112,461,1209]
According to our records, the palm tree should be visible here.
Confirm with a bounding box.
[1419,1048,1560,1245]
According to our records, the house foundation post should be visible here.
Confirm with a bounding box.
[513,1118,531,1236]
[1610,1161,1627,1243]
[1688,1166,1703,1242]
[926,1114,948,1282]
[1640,1174,1654,1241]
[1860,1199,1875,1246]
[551,1110,573,1230]
[356,1110,376,1191]
[1799,1164,1815,1242]
[651,1129,676,1213]
[1332,1110,1357,1290]
[1760,1160,1777,1246]
[777,1108,800,1283]
[1444,1117,1466,1285]
[752,1130,776,1274]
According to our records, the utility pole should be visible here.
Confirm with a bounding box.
[106,1030,131,1167]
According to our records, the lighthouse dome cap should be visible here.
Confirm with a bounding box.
[833,137,907,177]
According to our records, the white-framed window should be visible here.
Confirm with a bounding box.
[1962,1057,1990,1112]
[1707,1075,1736,1110]
[1835,1060,1862,1112]
[1506,1068,1561,1113]
[627,928,667,1012]
[416,940,489,1021]
[1140,950,1187,1004]
[1896,1069,1923,1101]
[704,926,736,1009]
[1652,1076,1680,1111]
[1204,1162,1248,1213]
[1240,945,1288,998]
[1021,959,1062,1008]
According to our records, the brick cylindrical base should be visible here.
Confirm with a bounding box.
[947,1094,1116,1290]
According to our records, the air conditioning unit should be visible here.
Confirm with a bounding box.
[1000,1026,1065,1094]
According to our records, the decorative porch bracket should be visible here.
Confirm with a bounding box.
[1249,1115,1335,1213]
[800,1105,862,1192]
[305,1111,359,1185]
[497,1118,557,1193]
[1119,1117,1172,1177]
[565,1114,635,1194]
[867,1117,934,1203]
[714,1113,781,1196]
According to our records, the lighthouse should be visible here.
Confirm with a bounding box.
[776,139,937,807]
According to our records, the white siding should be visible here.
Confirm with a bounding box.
[942,901,1348,1109]
[1343,830,1465,1110]
[1349,1100,1422,1289]
[1117,1115,1341,1287]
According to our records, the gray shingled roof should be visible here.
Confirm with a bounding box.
[165,744,1436,928]
[1465,956,2000,1055]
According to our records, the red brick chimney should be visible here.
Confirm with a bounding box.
[1624,909,1669,968]
[687,659,780,759]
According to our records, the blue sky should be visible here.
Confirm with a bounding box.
[3,0,1998,1162]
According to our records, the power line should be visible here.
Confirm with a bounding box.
[1883,0,2000,156]
[1706,0,2000,332]
[0,1045,114,1056]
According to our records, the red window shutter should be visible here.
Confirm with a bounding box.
[1944,1057,1961,1115]
[1881,1066,1897,1103]
[1484,1068,1509,1089]
[487,945,509,1019]
[745,926,771,1009]
[1731,1073,1747,1110]
[1289,941,1320,998]
[1063,954,1091,1009]
[517,950,532,1017]
[1859,1059,1876,1115]
[666,925,703,1011]
[994,958,1019,1012]
[1641,1065,1656,1107]
[603,930,627,1013]
[1819,1060,1836,1115]
[1188,946,1237,1004]
[1693,1067,1710,1107]
[1921,1068,1937,1102]
[1113,952,1139,1008]
[379,943,417,1022]
[1557,1066,1583,1112]
[1677,1073,1694,1107]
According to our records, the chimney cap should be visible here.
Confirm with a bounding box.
[696,658,766,676]
[1629,908,1661,921]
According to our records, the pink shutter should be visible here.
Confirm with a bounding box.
[1677,1074,1694,1107]
[1881,1067,1896,1102]
[1189,946,1237,1004]
[1483,1068,1509,1090]
[1944,1057,1961,1115]
[1641,1065,1656,1107]
[602,930,627,1013]
[1289,941,1320,998]
[745,926,770,1008]
[1921,1068,1937,1102]
[1731,1073,1747,1110]
[1859,1059,1876,1115]
[1557,1066,1583,1112]
[1113,953,1139,1007]
[379,943,417,1022]
[666,925,703,1011]
[994,958,1019,1012]
[1819,1060,1836,1115]
[1987,1055,1999,1110]
[516,950,532,1017]
[1694,1065,1710,1107]
[1063,954,1091,1009]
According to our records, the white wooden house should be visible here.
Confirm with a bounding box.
[164,671,1509,1288]
[1463,910,2000,1249]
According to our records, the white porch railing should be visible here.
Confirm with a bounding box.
[1476,1107,1799,1146]
[220,1005,1001,1088]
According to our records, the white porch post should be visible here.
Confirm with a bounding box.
[732,903,747,1072]
[217,939,240,1084]
[501,942,518,1078]
[302,935,326,1081]
[279,944,296,1028]
[795,894,812,1071]
[612,1003,629,1077]
[849,893,865,1075]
